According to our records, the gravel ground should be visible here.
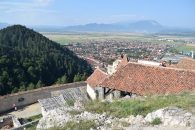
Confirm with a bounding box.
[7,103,41,118]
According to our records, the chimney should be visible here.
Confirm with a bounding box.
[161,61,167,67]
[95,66,100,69]
[192,51,194,59]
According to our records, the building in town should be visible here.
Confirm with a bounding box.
[86,55,195,100]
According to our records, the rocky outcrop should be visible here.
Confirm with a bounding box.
[145,107,195,128]
[37,106,195,130]
[37,107,120,130]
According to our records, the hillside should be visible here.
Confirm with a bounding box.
[0,25,92,95]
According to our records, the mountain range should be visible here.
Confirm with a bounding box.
[61,20,163,33]
[1,20,195,34]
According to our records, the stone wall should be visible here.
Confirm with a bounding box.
[0,82,86,114]
[39,86,88,115]
[12,119,39,130]
[87,84,97,100]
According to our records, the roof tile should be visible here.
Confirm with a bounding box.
[100,62,195,95]
[173,58,195,70]
[86,68,108,87]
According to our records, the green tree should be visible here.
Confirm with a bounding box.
[12,87,18,93]
[19,85,26,91]
[56,75,68,84]
[73,73,82,82]
[27,83,35,90]
[61,75,68,84]
[0,71,9,84]
[81,73,87,81]
[36,80,44,88]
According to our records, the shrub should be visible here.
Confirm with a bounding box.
[151,118,162,125]
[26,114,42,122]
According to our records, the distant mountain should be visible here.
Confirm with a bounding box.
[0,25,92,95]
[122,20,163,32]
[34,20,163,33]
[0,23,9,29]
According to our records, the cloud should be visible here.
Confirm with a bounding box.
[0,0,59,25]
[0,1,56,15]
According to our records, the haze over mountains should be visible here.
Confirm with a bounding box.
[62,20,163,33]
[0,20,195,34]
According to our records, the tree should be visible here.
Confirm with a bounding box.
[27,83,35,90]
[12,87,18,93]
[61,75,68,84]
[0,71,9,84]
[19,85,26,91]
[81,73,87,81]
[73,73,82,82]
[56,75,68,84]
[36,80,44,88]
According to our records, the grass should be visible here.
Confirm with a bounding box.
[26,114,42,122]
[49,120,97,130]
[84,92,195,118]
[151,118,162,126]
[26,125,36,130]
[69,110,83,115]
[66,100,75,106]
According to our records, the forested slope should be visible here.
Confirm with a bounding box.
[0,25,92,95]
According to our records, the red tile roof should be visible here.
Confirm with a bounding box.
[173,58,195,70]
[86,68,108,88]
[100,62,195,95]
[117,54,129,70]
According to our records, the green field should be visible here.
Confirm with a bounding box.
[43,32,193,45]
[175,45,195,52]
[43,33,153,45]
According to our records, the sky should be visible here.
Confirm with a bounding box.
[0,0,195,28]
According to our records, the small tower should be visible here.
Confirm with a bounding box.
[192,51,194,59]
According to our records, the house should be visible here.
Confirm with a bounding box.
[86,67,108,100]
[100,62,195,96]
[86,55,195,100]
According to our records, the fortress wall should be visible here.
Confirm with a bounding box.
[0,82,86,114]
